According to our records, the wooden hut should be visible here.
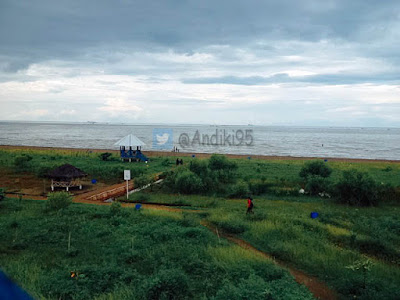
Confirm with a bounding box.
[47,164,87,191]
[114,134,148,162]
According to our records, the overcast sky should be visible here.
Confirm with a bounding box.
[0,0,399,126]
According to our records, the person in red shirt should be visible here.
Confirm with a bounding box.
[246,197,254,214]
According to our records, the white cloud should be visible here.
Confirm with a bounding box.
[98,98,143,117]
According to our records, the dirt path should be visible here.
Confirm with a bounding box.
[201,220,337,300]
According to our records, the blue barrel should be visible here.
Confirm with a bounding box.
[135,204,142,210]
[91,179,97,184]
[310,212,319,219]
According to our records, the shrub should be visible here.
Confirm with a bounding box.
[299,160,332,178]
[228,180,250,198]
[175,171,203,194]
[335,170,379,206]
[209,154,237,171]
[36,166,54,178]
[146,268,191,300]
[110,201,122,215]
[99,152,112,161]
[14,155,33,171]
[377,184,400,203]
[164,155,238,195]
[189,159,209,177]
[134,175,151,189]
[209,154,238,184]
[46,191,72,211]
[305,175,331,196]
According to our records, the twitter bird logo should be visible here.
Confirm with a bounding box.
[153,128,173,150]
[156,133,170,145]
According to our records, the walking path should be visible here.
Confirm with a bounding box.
[201,220,337,300]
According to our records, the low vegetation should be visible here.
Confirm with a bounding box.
[0,198,313,300]
[1,148,400,299]
[45,191,73,211]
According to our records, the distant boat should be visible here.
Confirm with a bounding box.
[87,121,97,124]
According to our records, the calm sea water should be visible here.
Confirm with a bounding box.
[0,122,399,160]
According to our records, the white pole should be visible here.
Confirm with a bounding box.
[126,179,129,200]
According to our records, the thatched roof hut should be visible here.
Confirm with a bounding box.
[47,164,87,180]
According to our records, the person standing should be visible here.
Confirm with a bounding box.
[246,197,254,214]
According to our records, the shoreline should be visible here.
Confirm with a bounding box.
[0,145,398,164]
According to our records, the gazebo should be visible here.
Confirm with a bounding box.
[47,164,87,191]
[114,134,148,162]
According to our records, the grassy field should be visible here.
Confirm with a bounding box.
[121,192,400,299]
[1,148,400,299]
[1,148,399,186]
[0,198,313,300]
[0,149,173,184]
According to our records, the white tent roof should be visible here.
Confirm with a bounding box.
[114,134,146,147]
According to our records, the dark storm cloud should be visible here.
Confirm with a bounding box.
[1,0,399,66]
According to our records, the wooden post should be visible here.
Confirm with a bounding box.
[68,231,71,252]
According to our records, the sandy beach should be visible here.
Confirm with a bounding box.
[0,145,398,164]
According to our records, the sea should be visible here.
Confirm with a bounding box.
[0,121,399,161]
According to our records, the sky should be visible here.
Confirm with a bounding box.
[0,0,399,126]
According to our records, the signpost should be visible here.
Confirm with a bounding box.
[124,170,131,200]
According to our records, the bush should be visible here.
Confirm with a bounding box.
[189,159,209,178]
[228,180,250,198]
[305,175,331,196]
[175,171,203,194]
[99,152,112,161]
[146,268,191,299]
[335,170,379,206]
[110,201,122,215]
[299,160,332,178]
[209,154,238,184]
[14,155,33,171]
[134,175,151,189]
[46,192,72,211]
[36,166,54,178]
[209,154,237,171]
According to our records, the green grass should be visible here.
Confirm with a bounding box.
[114,190,400,299]
[0,197,313,300]
[0,149,173,183]
[233,158,400,186]
[204,197,400,299]
[1,149,400,299]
